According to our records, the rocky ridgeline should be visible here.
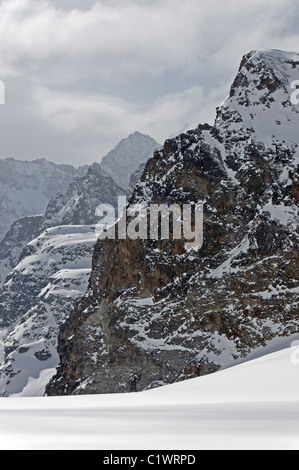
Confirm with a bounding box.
[0,133,159,396]
[0,163,123,396]
[0,158,88,245]
[46,50,299,396]
[0,134,160,288]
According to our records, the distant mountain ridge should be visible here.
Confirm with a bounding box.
[0,132,160,396]
[0,158,88,244]
[0,132,160,287]
[100,131,160,189]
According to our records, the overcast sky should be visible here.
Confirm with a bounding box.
[0,0,299,167]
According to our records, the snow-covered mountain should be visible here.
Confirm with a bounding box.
[0,133,158,396]
[0,164,126,396]
[46,49,299,396]
[0,162,122,288]
[100,131,160,189]
[42,163,125,229]
[0,133,159,288]
[1,342,298,449]
[0,215,43,287]
[0,158,87,244]
[0,225,96,397]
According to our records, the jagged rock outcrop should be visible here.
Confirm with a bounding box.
[0,163,124,288]
[42,163,125,229]
[46,49,299,396]
[0,132,158,287]
[0,215,43,286]
[0,165,125,396]
[127,162,146,198]
[0,133,159,396]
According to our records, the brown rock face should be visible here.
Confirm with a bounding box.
[46,50,299,396]
[47,137,298,395]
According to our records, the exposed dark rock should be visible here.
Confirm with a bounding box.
[47,50,299,397]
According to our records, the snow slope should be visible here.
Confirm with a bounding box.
[0,225,97,397]
[0,341,298,450]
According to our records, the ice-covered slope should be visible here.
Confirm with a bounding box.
[0,225,97,397]
[0,158,87,243]
[0,342,298,450]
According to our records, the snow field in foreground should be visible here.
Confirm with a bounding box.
[0,343,298,450]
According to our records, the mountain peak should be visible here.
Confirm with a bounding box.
[46,50,299,397]
[215,48,299,159]
[230,48,299,98]
[0,158,85,244]
[100,132,161,188]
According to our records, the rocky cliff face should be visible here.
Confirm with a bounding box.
[0,133,159,396]
[0,164,124,289]
[0,215,43,287]
[0,164,124,396]
[46,50,299,396]
[42,163,125,229]
[0,163,125,328]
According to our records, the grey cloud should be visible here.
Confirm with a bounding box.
[0,0,299,166]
